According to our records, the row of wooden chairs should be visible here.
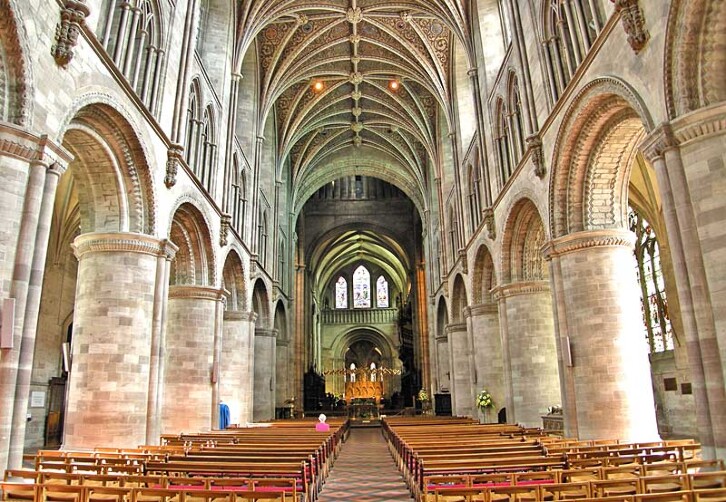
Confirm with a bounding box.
[0,481,290,501]
[430,486,726,502]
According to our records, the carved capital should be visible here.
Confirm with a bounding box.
[542,229,636,260]
[51,0,90,68]
[72,232,178,260]
[526,134,546,179]
[220,213,232,247]
[612,0,649,54]
[168,285,227,301]
[165,143,184,188]
[491,280,550,301]
[483,207,496,240]
[469,303,499,316]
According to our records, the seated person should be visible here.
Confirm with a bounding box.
[315,413,330,432]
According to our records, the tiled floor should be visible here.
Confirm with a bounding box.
[317,427,413,501]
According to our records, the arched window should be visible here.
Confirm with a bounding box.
[353,265,371,308]
[509,76,526,161]
[448,205,460,260]
[278,240,285,290]
[542,0,602,103]
[629,206,675,354]
[98,0,163,113]
[184,81,201,166]
[376,276,389,308]
[239,169,248,239]
[258,209,267,267]
[199,106,217,193]
[468,164,482,232]
[495,97,513,185]
[335,277,348,309]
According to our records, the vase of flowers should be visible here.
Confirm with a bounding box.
[475,389,494,422]
[417,388,431,414]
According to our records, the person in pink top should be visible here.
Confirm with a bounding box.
[315,413,330,432]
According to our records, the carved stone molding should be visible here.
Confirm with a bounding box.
[542,229,635,260]
[165,143,184,188]
[0,123,73,168]
[255,328,278,338]
[491,280,550,301]
[51,0,90,67]
[469,303,498,316]
[641,105,726,161]
[220,213,232,247]
[526,134,546,179]
[72,232,178,260]
[458,249,468,274]
[612,0,649,54]
[168,285,226,301]
[223,310,248,321]
[483,207,496,240]
[445,322,467,334]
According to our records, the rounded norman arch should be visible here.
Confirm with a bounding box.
[0,0,32,125]
[222,249,247,311]
[251,277,272,328]
[168,201,216,286]
[500,197,548,284]
[471,244,497,305]
[549,77,655,239]
[61,101,156,235]
[450,273,469,323]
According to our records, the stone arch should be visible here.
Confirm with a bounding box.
[60,99,156,235]
[331,327,396,364]
[500,197,548,284]
[450,274,468,323]
[549,77,654,239]
[222,249,246,311]
[472,244,497,305]
[435,295,451,392]
[251,278,271,328]
[168,202,215,286]
[274,301,288,341]
[665,0,726,119]
[0,0,32,125]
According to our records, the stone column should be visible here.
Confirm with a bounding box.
[276,337,290,412]
[145,240,177,444]
[641,110,726,459]
[163,286,224,434]
[219,310,253,426]
[434,331,451,394]
[543,230,660,441]
[493,281,560,428]
[64,233,166,449]
[447,322,475,417]
[253,328,277,422]
[469,303,504,422]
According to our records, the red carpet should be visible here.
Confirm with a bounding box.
[317,427,413,501]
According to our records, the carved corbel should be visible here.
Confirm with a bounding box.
[526,134,546,179]
[220,213,232,247]
[51,0,90,67]
[611,0,649,54]
[458,249,468,274]
[483,208,496,240]
[164,144,184,188]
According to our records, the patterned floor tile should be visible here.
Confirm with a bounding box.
[317,427,413,501]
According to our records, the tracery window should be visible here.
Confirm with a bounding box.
[353,266,371,308]
[542,0,602,103]
[509,77,525,161]
[335,277,348,309]
[629,206,674,354]
[468,165,482,232]
[98,0,163,113]
[495,98,513,185]
[198,106,216,192]
[376,276,389,308]
[258,209,268,267]
[184,81,201,166]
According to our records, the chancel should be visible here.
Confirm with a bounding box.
[0,0,725,499]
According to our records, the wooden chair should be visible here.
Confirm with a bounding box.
[86,485,133,502]
[692,487,726,501]
[40,483,86,502]
[641,474,691,494]
[176,488,236,501]
[539,481,590,500]
[231,490,288,502]
[487,484,543,502]
[635,492,694,502]
[433,487,486,502]
[590,478,641,498]
[690,472,726,491]
[0,481,38,501]
[130,487,182,502]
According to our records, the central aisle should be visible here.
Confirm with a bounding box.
[317,426,413,501]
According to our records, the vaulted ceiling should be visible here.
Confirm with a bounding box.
[235,0,474,213]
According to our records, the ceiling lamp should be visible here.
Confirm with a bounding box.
[388,78,401,92]
[312,80,325,92]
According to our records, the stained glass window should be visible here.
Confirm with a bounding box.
[353,266,370,308]
[629,206,675,353]
[335,276,348,309]
[376,276,389,308]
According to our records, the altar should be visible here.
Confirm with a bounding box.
[345,378,383,403]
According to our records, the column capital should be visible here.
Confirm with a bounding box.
[491,280,550,301]
[0,123,73,169]
[445,322,467,334]
[641,104,726,161]
[255,328,278,338]
[72,232,178,260]
[542,229,635,260]
[168,285,227,301]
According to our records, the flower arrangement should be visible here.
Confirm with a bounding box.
[417,388,429,402]
[476,389,494,411]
